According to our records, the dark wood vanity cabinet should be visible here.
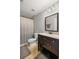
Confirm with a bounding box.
[38,34,59,56]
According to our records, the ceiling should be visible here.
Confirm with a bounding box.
[20,0,58,18]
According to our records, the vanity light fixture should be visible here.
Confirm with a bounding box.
[47,7,53,13]
[31,9,35,12]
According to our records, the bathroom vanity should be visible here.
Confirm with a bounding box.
[38,33,59,58]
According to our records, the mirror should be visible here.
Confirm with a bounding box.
[45,13,59,32]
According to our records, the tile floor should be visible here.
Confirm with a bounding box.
[24,42,52,59]
[24,42,39,59]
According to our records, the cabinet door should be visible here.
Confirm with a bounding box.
[50,39,59,49]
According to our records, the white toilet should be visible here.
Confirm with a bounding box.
[28,33,38,44]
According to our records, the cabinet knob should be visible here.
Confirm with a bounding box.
[52,40,55,43]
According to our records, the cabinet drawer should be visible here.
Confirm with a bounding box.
[41,36,59,49]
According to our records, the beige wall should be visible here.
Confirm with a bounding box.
[34,1,59,34]
[20,17,34,44]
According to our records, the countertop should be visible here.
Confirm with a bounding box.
[38,33,59,39]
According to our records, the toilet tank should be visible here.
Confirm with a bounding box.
[34,33,38,39]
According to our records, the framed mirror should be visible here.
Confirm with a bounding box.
[45,13,59,32]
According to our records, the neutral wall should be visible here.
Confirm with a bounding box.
[20,17,34,44]
[34,1,59,34]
